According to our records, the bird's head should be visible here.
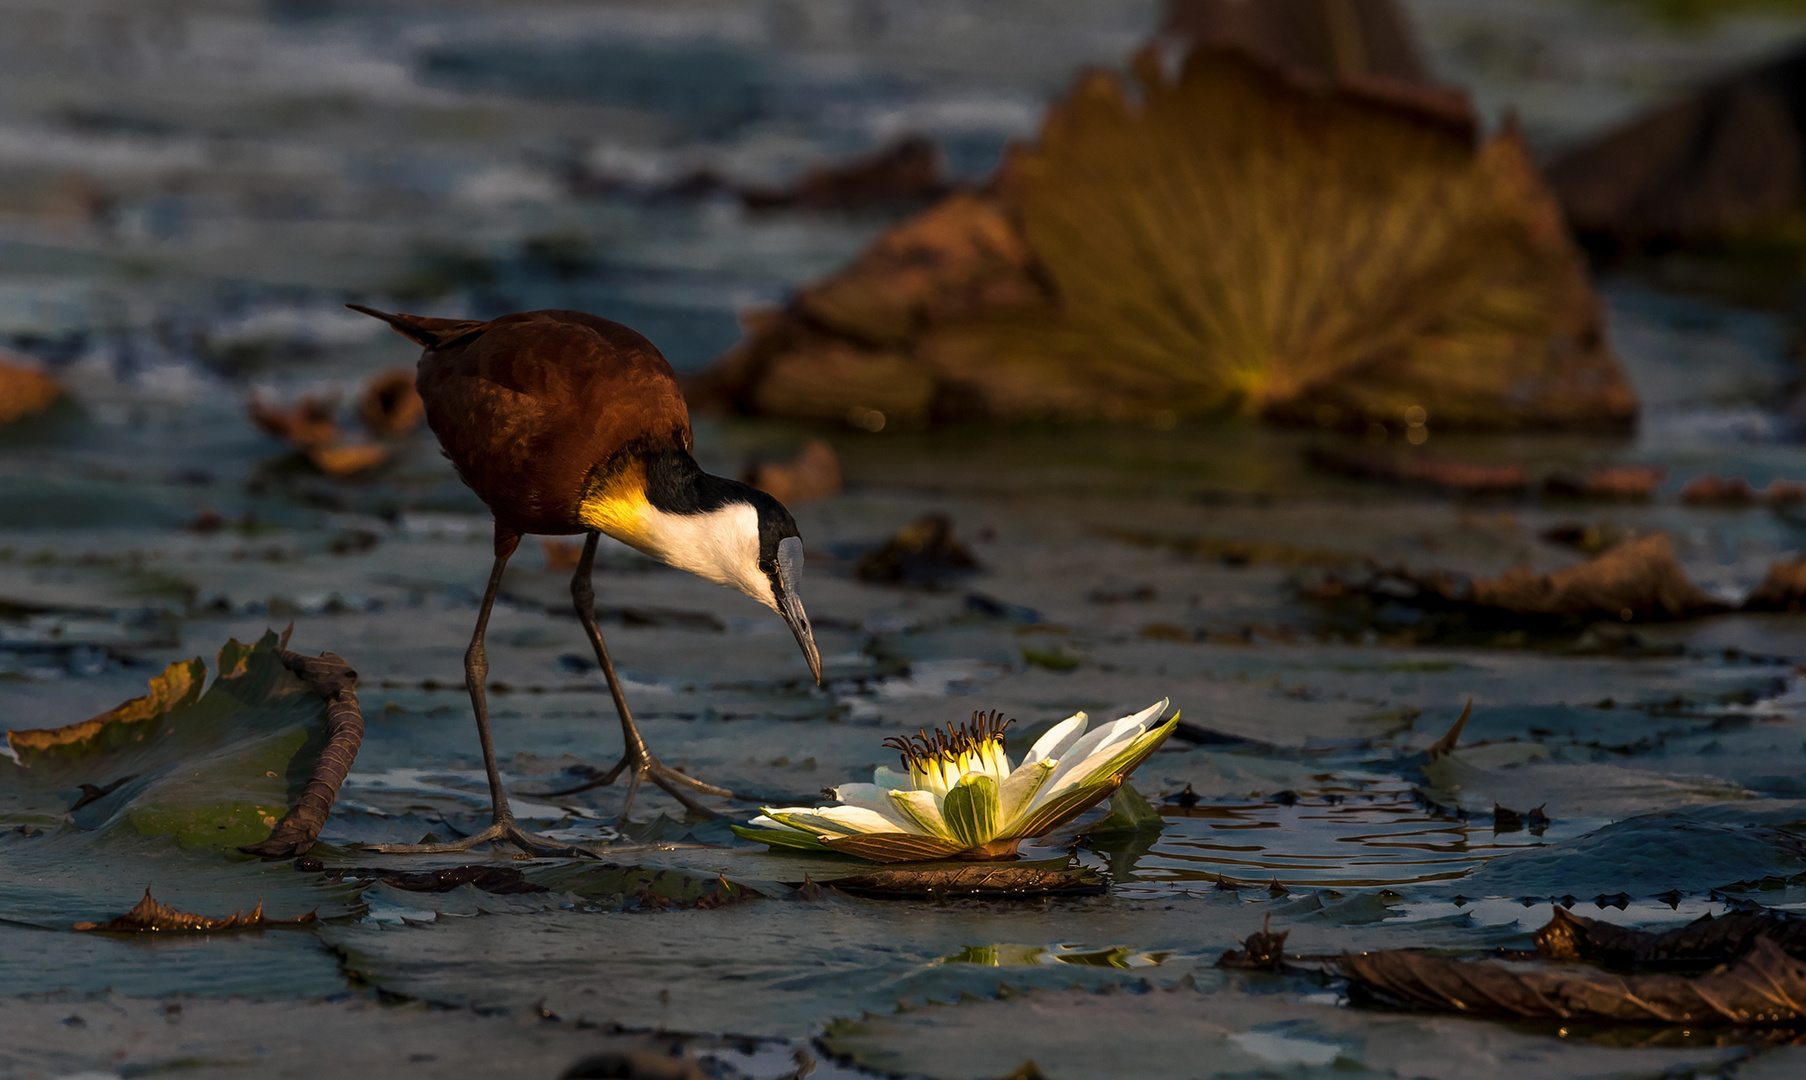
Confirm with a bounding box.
[580,450,822,685]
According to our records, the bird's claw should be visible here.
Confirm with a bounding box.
[539,751,749,822]
[363,817,595,858]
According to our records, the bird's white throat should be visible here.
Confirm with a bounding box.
[614,501,776,610]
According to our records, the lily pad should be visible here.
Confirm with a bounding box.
[0,993,731,1080]
[2,630,362,853]
[1447,811,1806,900]
[817,981,1745,1080]
[320,893,1240,1037]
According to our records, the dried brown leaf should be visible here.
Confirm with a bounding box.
[0,353,61,425]
[306,442,389,477]
[744,438,842,505]
[1217,914,1290,971]
[74,889,315,932]
[358,366,425,437]
[248,393,340,449]
[1337,935,1806,1024]
[1536,906,1806,968]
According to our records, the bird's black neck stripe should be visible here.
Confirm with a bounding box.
[643,448,740,516]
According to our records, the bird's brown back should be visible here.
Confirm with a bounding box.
[412,310,692,537]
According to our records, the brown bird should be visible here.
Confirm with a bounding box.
[348,305,821,854]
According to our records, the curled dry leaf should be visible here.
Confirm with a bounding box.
[305,442,390,478]
[740,133,949,212]
[74,888,315,932]
[826,865,1107,900]
[1544,464,1667,501]
[357,366,425,437]
[1741,552,1806,613]
[1535,905,1806,968]
[1682,475,1759,506]
[1337,935,1806,1024]
[1312,534,1727,625]
[1308,447,1530,494]
[744,438,842,505]
[248,393,340,449]
[0,351,62,425]
[1217,914,1290,971]
[854,513,981,586]
[1459,534,1723,621]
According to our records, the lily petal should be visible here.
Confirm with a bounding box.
[997,759,1058,827]
[730,817,829,851]
[1039,714,1180,808]
[762,805,897,838]
[1046,699,1169,788]
[1027,712,1088,764]
[941,773,1001,848]
[888,788,956,840]
[832,783,917,830]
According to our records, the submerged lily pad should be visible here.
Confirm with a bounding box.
[1448,811,1806,900]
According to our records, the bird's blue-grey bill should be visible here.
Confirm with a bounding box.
[776,537,821,684]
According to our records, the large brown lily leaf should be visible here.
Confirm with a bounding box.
[1536,906,1806,969]
[696,45,1634,430]
[975,48,1631,427]
[1337,935,1806,1024]
[2,630,362,854]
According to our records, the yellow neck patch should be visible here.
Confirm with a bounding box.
[576,464,654,549]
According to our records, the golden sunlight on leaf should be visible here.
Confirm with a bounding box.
[696,46,1634,431]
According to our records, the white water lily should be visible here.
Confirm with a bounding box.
[732,699,1176,863]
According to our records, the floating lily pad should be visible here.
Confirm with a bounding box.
[817,981,1745,1080]
[1448,811,1806,900]
[0,993,729,1080]
[320,893,1240,1037]
[2,630,361,853]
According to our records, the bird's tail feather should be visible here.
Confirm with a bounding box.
[346,304,486,350]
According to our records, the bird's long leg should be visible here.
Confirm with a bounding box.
[367,538,588,857]
[549,531,749,821]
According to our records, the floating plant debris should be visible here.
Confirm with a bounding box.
[743,438,842,506]
[1534,905,1806,968]
[1305,534,1728,628]
[0,352,62,426]
[74,889,315,933]
[854,513,982,587]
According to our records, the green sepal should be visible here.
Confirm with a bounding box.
[941,773,1001,848]
[730,823,829,851]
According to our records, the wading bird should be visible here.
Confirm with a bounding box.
[348,305,821,854]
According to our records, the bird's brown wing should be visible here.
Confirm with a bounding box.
[414,310,692,536]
